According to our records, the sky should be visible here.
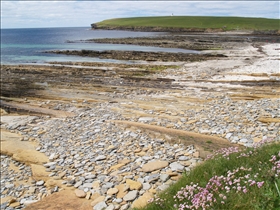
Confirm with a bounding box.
[1,1,279,29]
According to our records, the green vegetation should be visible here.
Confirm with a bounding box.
[136,140,280,210]
[146,65,180,71]
[95,16,280,31]
[129,65,179,77]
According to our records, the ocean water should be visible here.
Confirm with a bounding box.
[1,27,198,64]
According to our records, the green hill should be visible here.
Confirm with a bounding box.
[93,16,279,31]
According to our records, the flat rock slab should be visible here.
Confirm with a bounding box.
[142,160,169,172]
[75,189,86,198]
[123,190,138,201]
[169,162,185,171]
[132,192,154,209]
[0,129,49,165]
[112,120,242,157]
[0,101,75,118]
[24,190,92,210]
[0,115,38,129]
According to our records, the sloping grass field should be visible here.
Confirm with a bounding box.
[137,140,280,210]
[95,16,280,31]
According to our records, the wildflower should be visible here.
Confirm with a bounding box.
[225,186,230,192]
[243,188,248,193]
[148,198,154,203]
[249,180,256,186]
[257,181,264,188]
[245,174,250,179]
[270,155,276,162]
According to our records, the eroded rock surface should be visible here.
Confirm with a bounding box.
[0,36,279,209]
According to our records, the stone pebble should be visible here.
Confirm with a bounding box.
[1,104,203,209]
[0,155,48,209]
[116,94,280,146]
[1,94,279,209]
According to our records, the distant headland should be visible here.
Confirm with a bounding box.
[91,16,280,34]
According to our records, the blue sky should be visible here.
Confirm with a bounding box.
[1,1,279,28]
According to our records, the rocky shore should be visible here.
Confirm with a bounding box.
[91,25,280,36]
[0,33,280,209]
[45,50,227,62]
[84,34,280,50]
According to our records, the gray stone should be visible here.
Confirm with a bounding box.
[114,198,122,203]
[160,174,170,182]
[74,181,83,188]
[106,204,115,210]
[103,182,114,189]
[130,132,138,138]
[120,203,130,210]
[94,201,107,210]
[0,202,8,209]
[240,138,248,143]
[36,180,45,186]
[178,156,189,161]
[95,155,106,161]
[43,162,56,168]
[145,174,160,183]
[5,183,15,188]
[83,183,93,189]
[123,190,138,201]
[225,133,233,139]
[169,162,184,171]
[138,117,154,122]
[142,183,151,190]
[158,184,169,191]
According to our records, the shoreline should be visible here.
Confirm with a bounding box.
[1,36,280,209]
[91,26,280,35]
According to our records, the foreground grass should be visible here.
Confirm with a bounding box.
[137,140,280,210]
[96,16,280,31]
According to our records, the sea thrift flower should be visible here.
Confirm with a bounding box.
[249,180,256,186]
[257,181,265,188]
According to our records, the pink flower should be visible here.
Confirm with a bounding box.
[243,188,248,193]
[249,180,256,186]
[257,181,264,188]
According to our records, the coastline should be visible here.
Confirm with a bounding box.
[0,34,280,209]
[91,26,280,35]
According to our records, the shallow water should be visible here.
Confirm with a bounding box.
[1,27,198,64]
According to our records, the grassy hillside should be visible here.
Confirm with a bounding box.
[95,16,279,31]
[137,140,280,210]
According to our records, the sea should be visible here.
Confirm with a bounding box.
[1,27,198,64]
